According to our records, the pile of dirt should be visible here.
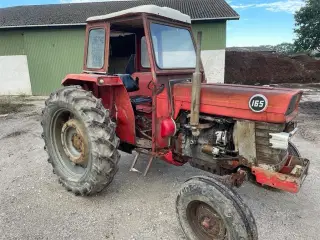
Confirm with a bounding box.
[291,54,320,70]
[225,51,320,85]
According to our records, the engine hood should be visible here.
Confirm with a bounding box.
[172,83,303,123]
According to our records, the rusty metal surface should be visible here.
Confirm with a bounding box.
[187,202,227,240]
[190,31,203,135]
[252,157,310,193]
[233,120,257,165]
[136,138,152,149]
[255,122,287,168]
[201,144,215,156]
[220,168,247,188]
[61,119,88,165]
[135,114,152,140]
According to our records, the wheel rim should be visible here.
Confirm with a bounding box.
[186,201,228,240]
[50,109,89,178]
[61,119,88,165]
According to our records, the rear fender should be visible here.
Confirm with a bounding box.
[62,74,136,144]
[62,73,124,87]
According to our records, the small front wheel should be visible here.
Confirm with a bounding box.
[288,141,301,157]
[176,176,258,240]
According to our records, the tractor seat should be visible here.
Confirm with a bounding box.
[116,74,139,92]
[130,95,152,105]
[130,95,152,113]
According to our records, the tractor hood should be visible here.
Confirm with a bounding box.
[172,83,303,123]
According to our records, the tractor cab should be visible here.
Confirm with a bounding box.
[84,5,197,75]
[74,5,200,151]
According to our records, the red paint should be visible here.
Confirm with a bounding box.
[171,83,302,123]
[62,74,124,86]
[160,118,176,138]
[156,89,172,148]
[252,167,300,193]
[161,151,184,166]
[62,73,136,145]
[252,156,310,193]
[130,72,153,97]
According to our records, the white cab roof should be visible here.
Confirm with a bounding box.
[87,5,191,24]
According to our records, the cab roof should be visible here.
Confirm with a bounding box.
[86,5,191,24]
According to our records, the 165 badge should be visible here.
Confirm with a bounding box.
[249,94,268,112]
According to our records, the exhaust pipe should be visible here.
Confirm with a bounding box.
[190,31,202,137]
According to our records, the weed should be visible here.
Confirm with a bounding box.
[0,97,33,114]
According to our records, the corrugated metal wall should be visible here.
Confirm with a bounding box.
[192,21,226,50]
[24,28,85,95]
[0,30,25,55]
[0,22,225,95]
[0,27,85,95]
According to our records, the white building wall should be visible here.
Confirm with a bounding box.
[201,49,226,84]
[0,55,32,95]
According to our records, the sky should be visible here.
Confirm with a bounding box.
[0,0,305,47]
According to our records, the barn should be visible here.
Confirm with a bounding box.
[0,0,239,95]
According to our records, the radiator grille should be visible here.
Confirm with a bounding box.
[255,122,288,169]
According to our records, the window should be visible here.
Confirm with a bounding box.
[141,37,149,68]
[150,23,196,69]
[87,28,106,69]
[141,36,158,68]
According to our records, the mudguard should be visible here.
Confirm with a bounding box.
[62,73,136,145]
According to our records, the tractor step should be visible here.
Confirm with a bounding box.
[130,150,154,176]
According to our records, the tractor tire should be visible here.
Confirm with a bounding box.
[176,176,258,240]
[288,141,301,157]
[41,85,120,196]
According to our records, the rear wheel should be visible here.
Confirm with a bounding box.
[176,176,258,240]
[41,86,120,196]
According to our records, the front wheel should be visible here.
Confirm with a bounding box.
[41,86,120,196]
[288,141,301,157]
[176,176,258,240]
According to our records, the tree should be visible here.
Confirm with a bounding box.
[259,43,296,55]
[274,43,296,54]
[294,0,320,52]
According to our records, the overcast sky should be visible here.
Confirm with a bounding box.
[0,0,305,47]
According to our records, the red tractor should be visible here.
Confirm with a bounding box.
[41,5,309,240]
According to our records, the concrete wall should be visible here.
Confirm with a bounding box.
[192,21,227,83]
[0,55,32,95]
[201,50,226,84]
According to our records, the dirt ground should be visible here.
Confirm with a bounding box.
[0,88,320,240]
[225,52,320,85]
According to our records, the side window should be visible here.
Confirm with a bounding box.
[141,36,158,68]
[87,28,106,69]
[141,37,150,68]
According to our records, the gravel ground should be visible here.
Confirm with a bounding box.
[0,90,319,240]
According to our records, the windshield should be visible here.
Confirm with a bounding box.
[150,23,196,69]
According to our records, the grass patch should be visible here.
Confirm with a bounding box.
[0,97,34,114]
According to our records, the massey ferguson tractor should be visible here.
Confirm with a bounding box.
[41,5,310,240]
